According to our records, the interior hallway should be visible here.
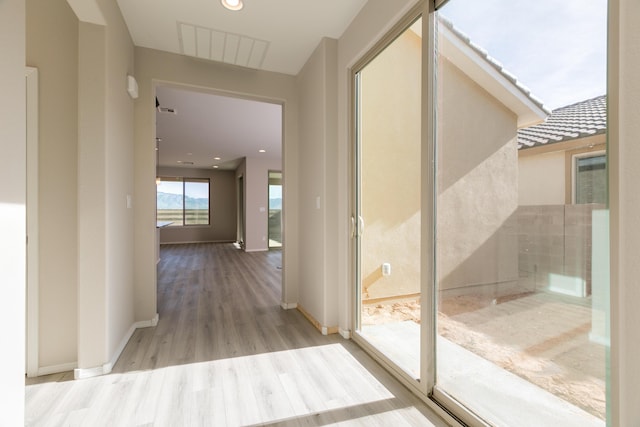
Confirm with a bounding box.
[25,243,447,426]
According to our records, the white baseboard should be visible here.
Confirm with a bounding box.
[244,248,268,253]
[280,301,298,310]
[160,240,235,245]
[135,313,159,328]
[74,313,159,380]
[74,364,109,380]
[339,328,351,339]
[36,362,78,377]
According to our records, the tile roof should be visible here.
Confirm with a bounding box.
[439,17,550,116]
[517,95,607,150]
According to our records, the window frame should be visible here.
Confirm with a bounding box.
[571,149,607,204]
[156,176,211,227]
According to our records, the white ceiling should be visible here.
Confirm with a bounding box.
[156,86,282,170]
[116,0,368,172]
[117,0,368,75]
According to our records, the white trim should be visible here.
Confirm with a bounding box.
[73,314,160,380]
[37,362,77,377]
[280,301,297,310]
[339,328,351,339]
[26,67,39,379]
[321,326,329,336]
[159,240,236,245]
[134,313,159,328]
[244,248,268,253]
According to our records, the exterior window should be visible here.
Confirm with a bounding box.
[156,177,210,226]
[575,153,606,204]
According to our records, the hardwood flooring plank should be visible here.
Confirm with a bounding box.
[25,243,447,427]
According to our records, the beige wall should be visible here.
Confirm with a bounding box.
[518,151,566,206]
[27,0,136,374]
[234,156,283,252]
[77,0,137,371]
[158,167,237,244]
[436,57,519,294]
[296,38,333,325]
[0,0,25,422]
[609,0,640,423]
[100,0,136,363]
[26,0,79,370]
[359,29,422,300]
[77,20,109,370]
[134,47,299,316]
[242,157,283,252]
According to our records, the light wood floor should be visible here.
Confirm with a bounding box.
[25,243,447,426]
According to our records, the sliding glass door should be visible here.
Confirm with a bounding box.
[353,1,609,425]
[353,13,424,383]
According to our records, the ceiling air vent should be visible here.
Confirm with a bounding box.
[178,22,269,70]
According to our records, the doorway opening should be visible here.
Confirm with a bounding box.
[154,83,284,300]
[268,171,282,249]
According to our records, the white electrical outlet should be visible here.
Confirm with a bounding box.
[382,263,391,276]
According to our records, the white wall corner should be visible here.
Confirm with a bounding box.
[74,315,157,381]
[339,328,352,340]
[280,301,298,310]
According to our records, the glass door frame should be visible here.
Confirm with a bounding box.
[350,2,519,425]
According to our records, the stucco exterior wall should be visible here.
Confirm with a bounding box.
[436,57,519,295]
[518,151,566,206]
[359,28,422,300]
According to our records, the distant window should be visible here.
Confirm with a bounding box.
[574,153,606,204]
[156,177,210,226]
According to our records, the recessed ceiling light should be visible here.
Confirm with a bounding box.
[214,157,221,160]
[221,0,243,11]
[213,165,219,169]
[259,149,266,153]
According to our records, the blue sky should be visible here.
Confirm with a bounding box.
[440,0,607,110]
